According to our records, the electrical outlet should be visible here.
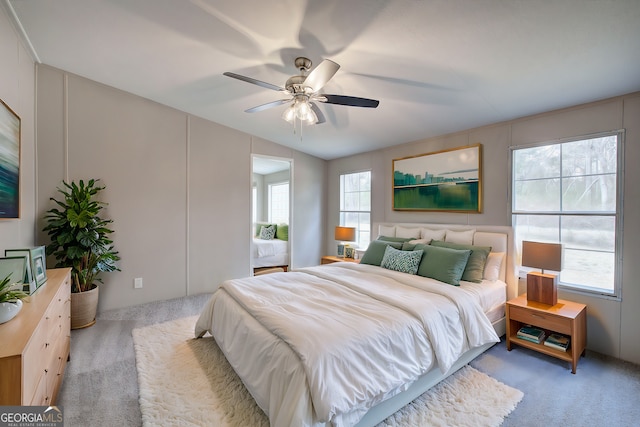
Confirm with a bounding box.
[134,277,143,289]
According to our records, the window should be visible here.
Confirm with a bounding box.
[340,171,371,249]
[511,131,623,296]
[268,182,289,224]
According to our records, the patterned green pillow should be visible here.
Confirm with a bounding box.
[380,245,424,275]
[255,223,277,237]
[259,225,276,240]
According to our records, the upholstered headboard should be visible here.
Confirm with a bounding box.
[372,222,517,300]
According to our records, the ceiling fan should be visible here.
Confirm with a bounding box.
[223,57,379,125]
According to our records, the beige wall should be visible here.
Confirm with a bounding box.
[0,9,36,249]
[327,92,640,364]
[33,65,327,312]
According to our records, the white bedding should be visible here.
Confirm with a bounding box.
[195,262,500,427]
[253,237,288,258]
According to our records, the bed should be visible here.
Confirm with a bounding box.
[196,223,516,427]
[253,223,289,272]
[252,237,289,270]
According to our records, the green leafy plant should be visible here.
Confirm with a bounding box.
[0,274,29,304]
[43,179,120,293]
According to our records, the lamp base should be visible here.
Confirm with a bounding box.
[526,272,558,306]
[336,243,345,258]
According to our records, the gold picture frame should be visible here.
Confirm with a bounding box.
[392,144,482,212]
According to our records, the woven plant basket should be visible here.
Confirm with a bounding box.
[70,285,99,329]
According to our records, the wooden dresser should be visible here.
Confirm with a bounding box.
[0,268,71,405]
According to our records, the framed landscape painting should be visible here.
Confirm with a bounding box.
[393,144,482,212]
[0,99,20,219]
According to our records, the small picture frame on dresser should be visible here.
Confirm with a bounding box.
[345,247,355,259]
[0,256,28,289]
[4,249,36,293]
[32,246,47,288]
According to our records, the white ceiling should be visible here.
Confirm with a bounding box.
[5,0,640,160]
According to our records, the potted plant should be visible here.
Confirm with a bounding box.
[0,274,29,324]
[43,179,120,329]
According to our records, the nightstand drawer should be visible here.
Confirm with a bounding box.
[509,305,572,334]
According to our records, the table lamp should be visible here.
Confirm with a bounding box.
[522,241,562,306]
[335,226,356,258]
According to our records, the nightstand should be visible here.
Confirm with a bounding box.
[506,294,587,374]
[321,256,360,265]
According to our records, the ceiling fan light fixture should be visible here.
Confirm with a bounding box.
[282,97,317,125]
[282,104,296,123]
[224,56,378,128]
[302,107,318,125]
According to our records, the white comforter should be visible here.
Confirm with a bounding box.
[195,262,499,427]
[253,237,288,258]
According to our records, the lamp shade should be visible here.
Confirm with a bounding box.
[334,226,356,242]
[522,241,562,271]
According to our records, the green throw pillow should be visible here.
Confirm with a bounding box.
[377,236,413,243]
[380,245,423,275]
[430,240,491,283]
[417,245,471,286]
[360,240,403,266]
[276,224,288,241]
[401,242,417,251]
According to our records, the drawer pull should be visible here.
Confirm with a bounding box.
[531,313,546,319]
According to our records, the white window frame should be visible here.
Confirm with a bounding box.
[339,170,372,249]
[268,181,289,224]
[510,130,624,299]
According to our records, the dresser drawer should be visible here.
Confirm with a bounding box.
[22,319,51,402]
[29,372,49,406]
[509,305,572,334]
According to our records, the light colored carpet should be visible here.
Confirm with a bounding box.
[133,316,523,427]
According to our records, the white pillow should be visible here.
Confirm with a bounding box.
[420,228,446,241]
[484,252,506,281]
[396,226,421,239]
[408,239,430,244]
[378,225,396,238]
[445,229,475,245]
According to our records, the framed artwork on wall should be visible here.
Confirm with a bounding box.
[0,99,20,219]
[392,144,482,212]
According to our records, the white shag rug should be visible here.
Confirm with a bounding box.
[132,316,523,427]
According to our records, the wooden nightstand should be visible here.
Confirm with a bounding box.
[321,256,360,265]
[506,294,587,374]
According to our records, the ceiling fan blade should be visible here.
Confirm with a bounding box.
[245,99,291,113]
[223,72,286,92]
[320,94,379,108]
[303,59,340,92]
[309,103,326,124]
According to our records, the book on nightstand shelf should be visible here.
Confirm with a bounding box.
[544,333,570,351]
[517,325,546,344]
